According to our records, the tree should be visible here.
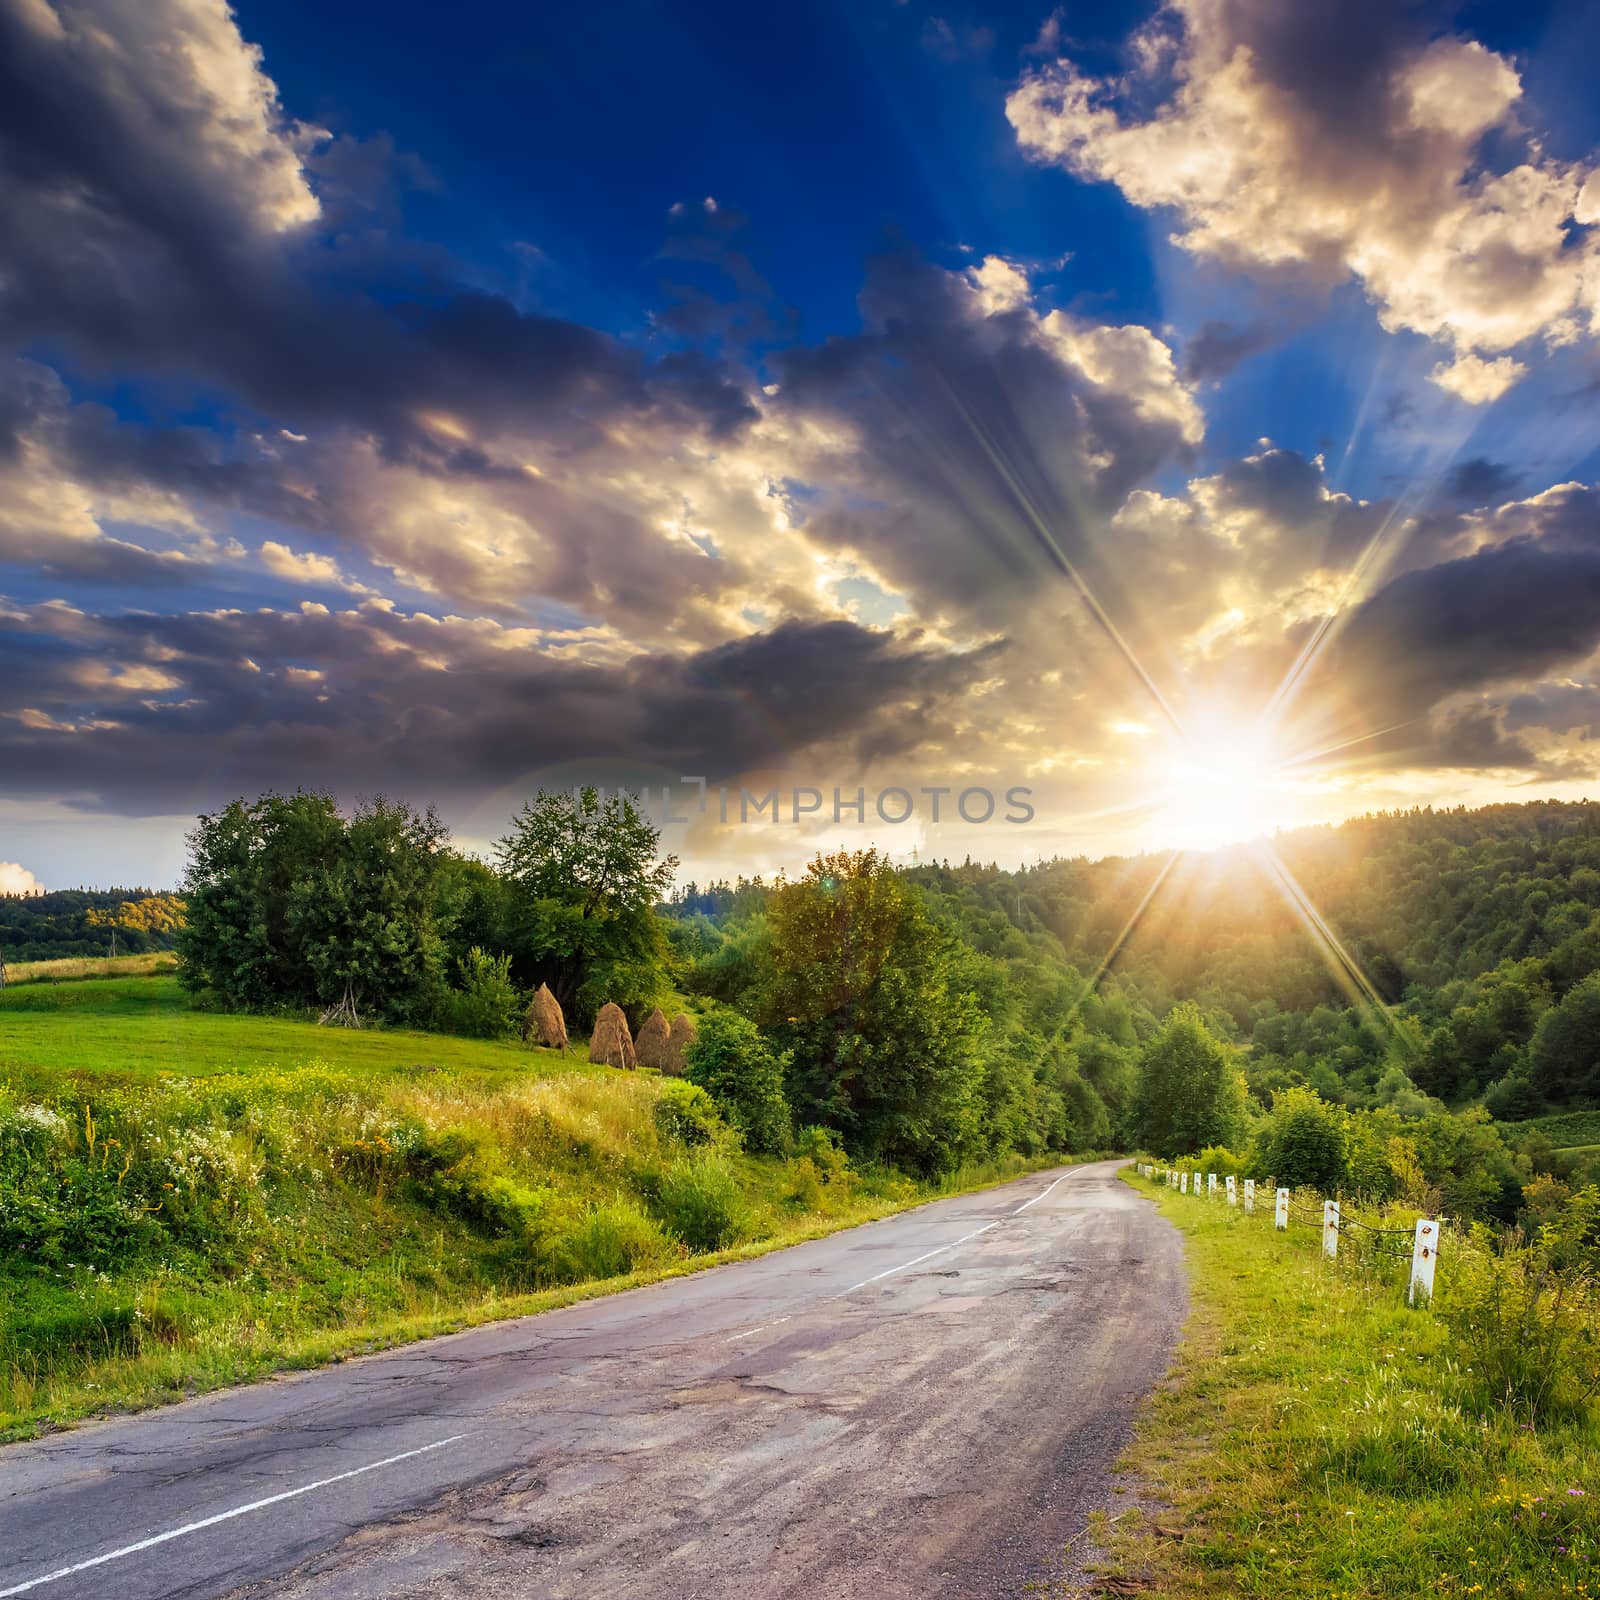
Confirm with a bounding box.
[1253,1086,1348,1191]
[1529,973,1600,1105]
[1132,1002,1247,1156]
[685,1009,793,1154]
[495,788,678,1023]
[177,792,449,1022]
[760,850,985,1175]
[497,787,676,913]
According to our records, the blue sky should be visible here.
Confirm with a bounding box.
[2,0,1600,890]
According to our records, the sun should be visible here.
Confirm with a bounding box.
[1149,715,1292,852]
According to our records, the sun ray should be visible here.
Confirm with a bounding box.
[931,370,1186,738]
[1070,850,1179,1013]
[1253,841,1397,1044]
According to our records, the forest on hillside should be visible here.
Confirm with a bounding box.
[28,794,1600,1226]
[0,890,185,964]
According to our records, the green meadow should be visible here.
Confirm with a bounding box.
[0,972,580,1085]
[0,968,1046,1441]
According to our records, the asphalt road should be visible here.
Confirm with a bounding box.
[0,1159,1184,1600]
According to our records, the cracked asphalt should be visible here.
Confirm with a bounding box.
[0,1159,1184,1600]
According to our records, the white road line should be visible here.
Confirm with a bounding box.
[1012,1170,1071,1214]
[0,1434,467,1598]
[833,1221,999,1297]
[721,1314,793,1343]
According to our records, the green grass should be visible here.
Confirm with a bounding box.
[0,975,1060,1441]
[1078,1172,1600,1600]
[0,975,580,1087]
[1501,1110,1600,1150]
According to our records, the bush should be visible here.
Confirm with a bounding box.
[653,1078,728,1148]
[785,1126,854,1209]
[436,947,523,1040]
[650,1155,751,1252]
[793,1124,851,1183]
[1190,1144,1247,1178]
[555,1200,675,1281]
[1253,1086,1347,1191]
[1440,1186,1600,1420]
[685,1009,793,1154]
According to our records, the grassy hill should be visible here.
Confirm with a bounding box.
[0,973,583,1084]
[0,971,1049,1440]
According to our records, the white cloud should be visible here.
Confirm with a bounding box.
[1006,0,1600,401]
[32,0,321,233]
[258,539,372,594]
[0,861,43,894]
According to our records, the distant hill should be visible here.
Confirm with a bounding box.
[670,800,1600,1119]
[0,890,185,965]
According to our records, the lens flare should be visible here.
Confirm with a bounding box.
[1149,716,1292,851]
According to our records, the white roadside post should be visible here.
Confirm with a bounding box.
[1180,1171,1189,1194]
[1275,1186,1289,1230]
[1323,1200,1340,1260]
[1226,1175,1237,1207]
[1409,1218,1439,1306]
[1243,1178,1255,1214]
[1208,1172,1218,1197]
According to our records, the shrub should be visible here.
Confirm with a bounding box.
[436,947,524,1040]
[685,1009,793,1154]
[555,1200,675,1281]
[1191,1143,1247,1177]
[653,1078,728,1148]
[784,1125,852,1209]
[1253,1086,1347,1191]
[650,1155,751,1252]
[1440,1186,1600,1420]
[793,1124,850,1183]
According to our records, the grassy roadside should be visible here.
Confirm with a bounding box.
[1,1151,1060,1443]
[1079,1170,1599,1600]
[2,974,1078,1441]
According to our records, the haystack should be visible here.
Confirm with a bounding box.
[634,1007,671,1072]
[522,983,569,1050]
[588,1001,637,1069]
[663,1011,698,1076]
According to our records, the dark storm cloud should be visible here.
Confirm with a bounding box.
[1328,539,1600,733]
[1444,457,1523,508]
[0,604,1003,815]
[0,1,754,459]
[769,250,1200,632]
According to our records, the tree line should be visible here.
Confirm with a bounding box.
[173,788,1600,1209]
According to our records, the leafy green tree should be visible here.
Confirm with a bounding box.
[684,1009,792,1154]
[1253,1086,1348,1191]
[291,798,450,1021]
[178,792,449,1022]
[1529,972,1600,1105]
[496,788,677,1023]
[761,850,985,1175]
[1132,1002,1247,1156]
[1410,1107,1524,1223]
